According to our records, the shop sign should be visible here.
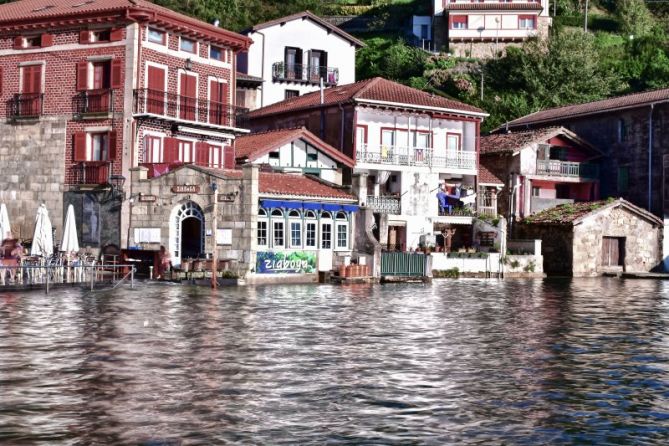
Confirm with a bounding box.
[138,194,156,202]
[256,251,317,274]
[172,185,200,193]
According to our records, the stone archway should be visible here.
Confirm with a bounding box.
[169,201,204,266]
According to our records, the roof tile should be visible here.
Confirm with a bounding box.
[248,77,485,119]
[480,127,563,154]
[478,164,504,185]
[508,88,669,128]
[259,172,355,200]
[443,3,543,10]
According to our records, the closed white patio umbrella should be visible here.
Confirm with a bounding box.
[60,204,79,255]
[31,204,54,257]
[0,203,11,240]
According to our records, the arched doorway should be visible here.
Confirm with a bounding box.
[169,201,204,265]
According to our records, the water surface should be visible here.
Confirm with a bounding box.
[1,279,669,444]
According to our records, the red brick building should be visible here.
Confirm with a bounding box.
[0,0,250,248]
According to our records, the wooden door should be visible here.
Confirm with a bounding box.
[601,237,624,267]
[91,61,110,112]
[147,65,165,115]
[21,65,41,115]
[209,79,228,126]
[179,72,197,121]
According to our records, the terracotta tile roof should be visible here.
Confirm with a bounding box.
[522,198,663,226]
[481,127,563,154]
[444,3,543,11]
[246,10,365,47]
[507,88,669,128]
[235,127,354,167]
[248,77,485,119]
[259,172,356,200]
[189,165,355,200]
[481,126,601,156]
[478,164,504,185]
[0,0,250,48]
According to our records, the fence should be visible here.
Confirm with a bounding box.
[0,263,135,293]
[380,252,428,277]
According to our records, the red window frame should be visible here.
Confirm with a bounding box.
[449,15,468,30]
[518,15,537,30]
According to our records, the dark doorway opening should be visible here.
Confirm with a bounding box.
[181,217,202,259]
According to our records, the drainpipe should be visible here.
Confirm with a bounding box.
[648,103,655,212]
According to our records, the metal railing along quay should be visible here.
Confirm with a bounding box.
[0,263,136,293]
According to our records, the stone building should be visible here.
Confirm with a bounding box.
[0,0,250,250]
[517,199,663,277]
[128,164,358,279]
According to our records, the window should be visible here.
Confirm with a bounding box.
[91,30,111,42]
[290,222,302,248]
[321,223,332,249]
[285,89,300,99]
[269,151,280,159]
[180,37,196,53]
[381,129,395,147]
[549,147,568,161]
[307,152,318,162]
[618,166,629,193]
[306,221,317,248]
[531,186,540,197]
[451,15,468,30]
[273,221,284,247]
[257,220,268,246]
[148,28,166,45]
[25,36,41,48]
[210,45,224,61]
[179,140,194,163]
[284,47,303,80]
[519,15,536,29]
[447,133,461,152]
[90,133,109,161]
[618,119,628,142]
[144,135,163,163]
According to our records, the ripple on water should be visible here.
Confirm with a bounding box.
[1,278,669,444]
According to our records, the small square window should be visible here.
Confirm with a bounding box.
[91,30,110,42]
[268,152,280,159]
[285,89,300,99]
[307,152,318,162]
[25,36,41,48]
[180,38,196,54]
[148,28,166,45]
[210,46,224,61]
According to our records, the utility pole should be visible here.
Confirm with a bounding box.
[584,0,589,32]
[211,182,218,290]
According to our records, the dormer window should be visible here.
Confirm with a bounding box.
[148,28,166,45]
[180,37,196,54]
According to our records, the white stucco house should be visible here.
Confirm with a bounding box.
[432,0,552,57]
[237,11,364,109]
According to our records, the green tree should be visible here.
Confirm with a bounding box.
[616,0,656,38]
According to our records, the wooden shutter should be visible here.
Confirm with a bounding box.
[164,137,179,162]
[40,33,54,47]
[79,30,91,44]
[195,141,209,166]
[76,60,88,91]
[223,145,235,169]
[13,36,23,49]
[107,131,117,160]
[110,59,123,89]
[109,28,123,41]
[73,132,87,162]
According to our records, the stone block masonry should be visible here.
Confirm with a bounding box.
[0,117,66,240]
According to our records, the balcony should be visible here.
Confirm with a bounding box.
[536,160,598,179]
[7,93,43,120]
[366,195,400,214]
[356,145,476,170]
[73,89,113,119]
[73,161,110,185]
[271,62,339,86]
[133,88,249,130]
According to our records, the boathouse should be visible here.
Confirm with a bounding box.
[517,198,663,277]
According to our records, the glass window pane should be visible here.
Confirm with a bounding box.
[273,221,284,247]
[291,222,301,247]
[321,223,331,249]
[306,222,316,247]
[148,28,165,44]
[180,38,196,53]
[337,224,347,248]
[257,220,267,245]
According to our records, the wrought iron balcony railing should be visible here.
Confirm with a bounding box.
[133,88,250,130]
[366,195,401,214]
[73,161,111,185]
[272,62,339,86]
[356,144,476,170]
[536,160,598,179]
[73,89,113,118]
[7,93,43,120]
